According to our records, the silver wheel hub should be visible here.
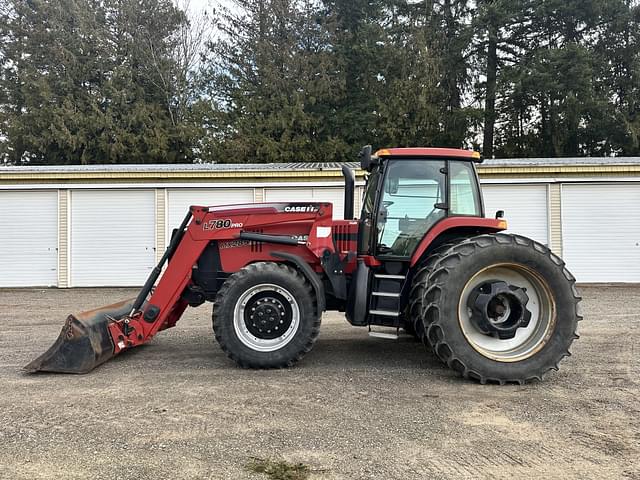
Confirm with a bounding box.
[233,283,300,352]
[458,264,555,362]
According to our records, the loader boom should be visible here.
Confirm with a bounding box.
[110,202,340,355]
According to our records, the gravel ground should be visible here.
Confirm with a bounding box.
[0,285,638,479]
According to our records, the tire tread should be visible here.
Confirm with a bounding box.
[423,233,581,384]
[212,262,320,369]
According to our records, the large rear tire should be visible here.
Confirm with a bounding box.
[213,262,320,368]
[422,234,581,384]
[408,242,456,342]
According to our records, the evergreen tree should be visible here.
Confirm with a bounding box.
[200,0,347,163]
[373,1,444,148]
[591,0,640,155]
[0,0,195,164]
[492,0,616,157]
[3,0,640,163]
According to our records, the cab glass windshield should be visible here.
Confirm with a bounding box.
[377,160,446,256]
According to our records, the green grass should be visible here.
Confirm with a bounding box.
[246,457,311,480]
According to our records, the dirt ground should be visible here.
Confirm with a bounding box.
[0,285,638,479]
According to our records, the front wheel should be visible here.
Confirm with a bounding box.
[213,262,320,368]
[422,234,581,384]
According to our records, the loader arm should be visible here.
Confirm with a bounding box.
[26,202,336,373]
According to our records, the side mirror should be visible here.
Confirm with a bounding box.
[359,145,373,171]
[495,210,504,219]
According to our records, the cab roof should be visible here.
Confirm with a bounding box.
[374,147,481,161]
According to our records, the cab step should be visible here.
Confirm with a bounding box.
[371,291,400,298]
[369,309,400,317]
[373,274,406,280]
[368,330,399,340]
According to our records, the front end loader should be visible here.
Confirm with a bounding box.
[26,147,581,384]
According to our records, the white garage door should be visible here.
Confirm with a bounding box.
[70,190,155,286]
[265,187,345,220]
[167,188,254,236]
[0,190,58,287]
[562,184,640,282]
[481,184,549,245]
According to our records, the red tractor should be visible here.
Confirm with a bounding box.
[27,147,581,384]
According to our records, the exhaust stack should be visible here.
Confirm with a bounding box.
[342,165,355,220]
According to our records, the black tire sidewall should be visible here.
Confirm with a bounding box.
[409,242,457,340]
[213,263,318,368]
[425,235,579,381]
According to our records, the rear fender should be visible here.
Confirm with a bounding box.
[410,217,507,267]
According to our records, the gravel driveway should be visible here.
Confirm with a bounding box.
[0,286,638,479]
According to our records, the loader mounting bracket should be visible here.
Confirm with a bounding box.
[320,249,353,300]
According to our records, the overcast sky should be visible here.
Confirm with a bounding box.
[179,0,232,16]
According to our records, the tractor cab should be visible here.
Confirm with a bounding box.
[357,146,484,260]
[344,146,497,330]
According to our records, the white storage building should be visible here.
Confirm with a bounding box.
[0,158,638,286]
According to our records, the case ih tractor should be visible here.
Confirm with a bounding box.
[26,147,581,384]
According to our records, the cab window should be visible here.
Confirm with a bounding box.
[377,160,446,257]
[449,161,482,216]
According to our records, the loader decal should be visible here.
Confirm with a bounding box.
[202,219,244,230]
[283,205,319,213]
[219,240,251,249]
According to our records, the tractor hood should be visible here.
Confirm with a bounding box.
[206,202,330,216]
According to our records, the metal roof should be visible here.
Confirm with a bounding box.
[1,157,639,174]
[0,162,360,173]
[483,157,640,167]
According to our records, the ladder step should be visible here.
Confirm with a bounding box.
[371,291,400,298]
[369,309,400,317]
[368,331,399,340]
[374,274,405,280]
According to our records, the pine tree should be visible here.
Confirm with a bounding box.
[373,1,442,148]
[591,0,640,155]
[201,0,347,163]
[0,0,194,164]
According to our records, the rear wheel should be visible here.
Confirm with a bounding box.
[423,234,581,384]
[213,262,320,368]
[408,242,456,341]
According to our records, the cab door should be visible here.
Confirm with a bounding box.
[375,159,447,258]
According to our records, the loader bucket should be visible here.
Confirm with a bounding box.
[24,298,135,374]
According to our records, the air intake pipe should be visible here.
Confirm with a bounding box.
[341,165,355,220]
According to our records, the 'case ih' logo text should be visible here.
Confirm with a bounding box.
[284,205,319,213]
[203,219,243,230]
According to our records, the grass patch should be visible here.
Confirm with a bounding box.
[246,457,311,480]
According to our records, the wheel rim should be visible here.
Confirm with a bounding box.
[458,263,556,362]
[233,283,300,352]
